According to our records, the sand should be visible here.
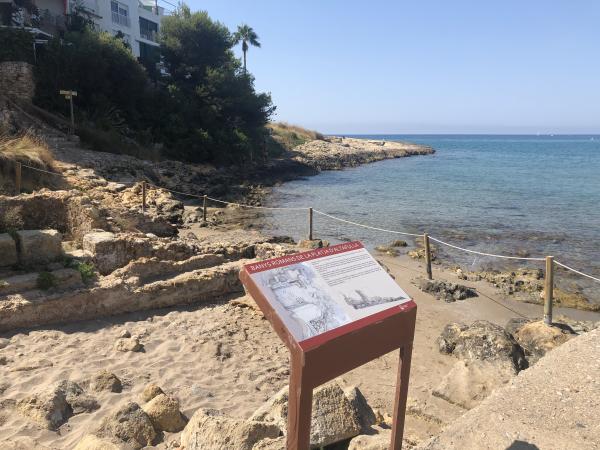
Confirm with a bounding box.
[2,244,598,449]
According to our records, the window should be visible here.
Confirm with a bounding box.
[111,1,130,27]
[139,17,158,42]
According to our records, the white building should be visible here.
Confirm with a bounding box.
[74,0,164,58]
[26,0,165,58]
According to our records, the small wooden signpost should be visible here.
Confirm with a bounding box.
[59,90,77,134]
[240,241,416,449]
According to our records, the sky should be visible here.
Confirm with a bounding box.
[184,1,600,134]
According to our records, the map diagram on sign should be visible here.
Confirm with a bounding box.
[246,242,411,342]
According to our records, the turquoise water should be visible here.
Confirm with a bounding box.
[263,135,600,300]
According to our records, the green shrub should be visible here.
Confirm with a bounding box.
[0,28,34,63]
[37,271,56,290]
[77,262,95,284]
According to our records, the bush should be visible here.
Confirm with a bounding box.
[77,262,95,283]
[0,28,34,63]
[37,271,56,290]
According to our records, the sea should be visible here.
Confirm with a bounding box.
[260,135,600,302]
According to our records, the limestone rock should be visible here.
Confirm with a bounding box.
[96,402,157,450]
[141,383,164,402]
[348,430,392,450]
[16,229,62,265]
[181,408,280,450]
[513,320,575,364]
[74,434,133,450]
[251,380,375,448]
[251,436,286,449]
[115,337,143,352]
[142,393,187,432]
[91,370,122,393]
[375,245,399,256]
[418,279,477,302]
[298,239,329,249]
[504,317,533,336]
[58,380,100,414]
[16,384,70,430]
[438,320,527,370]
[82,232,126,275]
[432,359,516,409]
[0,233,17,267]
[0,337,9,349]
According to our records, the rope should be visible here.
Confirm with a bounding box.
[17,163,600,283]
[313,209,422,237]
[428,236,545,261]
[554,260,600,283]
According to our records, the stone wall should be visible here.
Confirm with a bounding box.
[0,61,35,101]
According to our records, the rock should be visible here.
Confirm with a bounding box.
[58,380,100,414]
[391,240,408,247]
[504,317,533,336]
[16,382,70,430]
[298,239,329,249]
[15,229,62,265]
[418,279,477,302]
[0,233,17,267]
[348,430,392,450]
[438,321,527,371]
[252,436,286,449]
[375,245,399,256]
[513,321,575,364]
[141,383,164,402]
[432,359,516,409]
[82,231,126,275]
[0,337,9,349]
[251,380,375,447]
[142,393,187,432]
[181,408,280,450]
[73,434,132,450]
[115,337,143,352]
[119,329,132,338]
[91,370,123,393]
[96,402,157,450]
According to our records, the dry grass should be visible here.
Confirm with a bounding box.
[0,130,55,168]
[266,122,325,151]
[0,129,59,194]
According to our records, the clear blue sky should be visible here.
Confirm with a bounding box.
[186,0,600,134]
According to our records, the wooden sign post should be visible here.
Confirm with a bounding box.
[240,241,416,450]
[59,90,77,134]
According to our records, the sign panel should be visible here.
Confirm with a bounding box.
[244,241,411,343]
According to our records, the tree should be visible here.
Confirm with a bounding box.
[233,24,260,74]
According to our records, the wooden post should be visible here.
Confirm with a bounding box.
[390,343,414,450]
[423,233,432,280]
[544,256,554,325]
[141,181,147,213]
[308,207,313,241]
[286,353,313,450]
[203,195,208,222]
[15,161,22,195]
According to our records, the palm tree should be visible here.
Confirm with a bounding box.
[233,24,261,74]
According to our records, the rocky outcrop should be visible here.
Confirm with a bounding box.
[181,408,280,450]
[417,279,477,302]
[250,380,376,448]
[0,62,35,100]
[291,137,434,171]
[15,229,62,265]
[0,233,18,267]
[513,320,575,364]
[435,321,527,409]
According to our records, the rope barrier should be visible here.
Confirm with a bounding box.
[17,162,600,284]
[554,260,600,283]
[312,209,422,237]
[428,236,546,262]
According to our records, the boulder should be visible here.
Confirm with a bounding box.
[418,279,477,302]
[348,430,391,450]
[250,381,375,448]
[375,245,399,256]
[391,240,408,247]
[251,436,286,449]
[298,239,329,249]
[115,337,143,352]
[73,434,132,450]
[504,317,533,336]
[0,233,17,267]
[142,393,187,432]
[432,359,516,409]
[513,320,575,364]
[91,370,122,393]
[15,229,62,265]
[140,383,163,402]
[438,320,527,371]
[96,402,157,450]
[58,380,100,414]
[180,408,280,450]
